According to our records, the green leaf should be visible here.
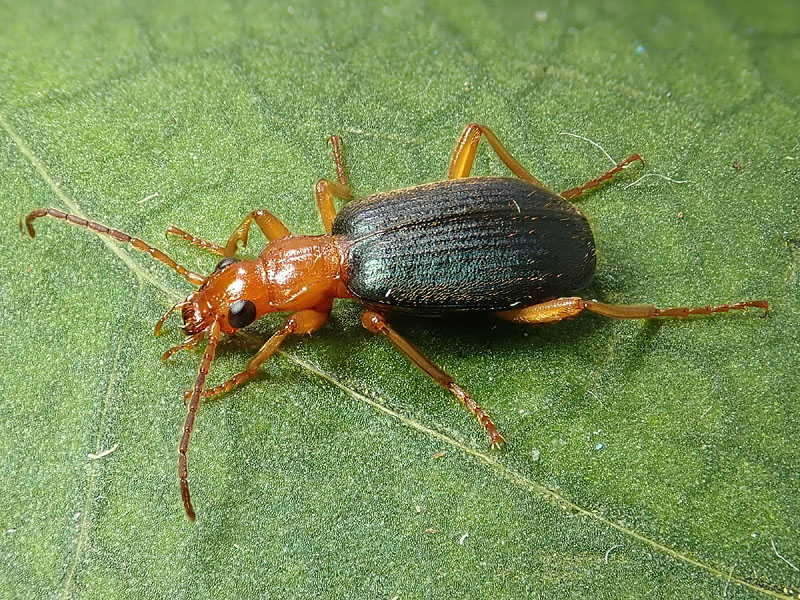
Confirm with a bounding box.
[1,1,798,598]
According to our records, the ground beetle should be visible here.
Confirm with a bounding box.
[22,124,768,520]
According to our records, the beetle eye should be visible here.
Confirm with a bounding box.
[215,257,239,272]
[229,299,256,329]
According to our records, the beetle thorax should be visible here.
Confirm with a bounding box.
[261,235,350,311]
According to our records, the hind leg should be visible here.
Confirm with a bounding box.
[495,297,768,324]
[559,154,644,200]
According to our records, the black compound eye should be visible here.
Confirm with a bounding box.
[214,257,239,272]
[228,299,256,329]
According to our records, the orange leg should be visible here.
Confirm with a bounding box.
[448,123,548,189]
[166,210,291,258]
[164,226,225,256]
[361,310,505,448]
[495,296,769,324]
[192,307,331,400]
[315,135,352,234]
[559,154,644,200]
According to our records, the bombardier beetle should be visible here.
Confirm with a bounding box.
[21,124,768,521]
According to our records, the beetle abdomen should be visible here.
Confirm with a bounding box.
[333,177,596,314]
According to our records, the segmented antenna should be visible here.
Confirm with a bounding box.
[22,208,206,286]
[178,319,220,522]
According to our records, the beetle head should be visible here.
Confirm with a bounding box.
[181,257,273,335]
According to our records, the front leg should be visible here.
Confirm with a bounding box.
[166,210,291,257]
[197,307,331,400]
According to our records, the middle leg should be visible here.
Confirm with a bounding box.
[361,310,505,448]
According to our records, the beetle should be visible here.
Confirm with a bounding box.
[21,123,768,521]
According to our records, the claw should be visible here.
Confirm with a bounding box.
[489,434,507,450]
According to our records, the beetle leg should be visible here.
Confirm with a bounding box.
[196,307,332,400]
[361,310,505,448]
[328,134,349,186]
[495,297,769,324]
[560,154,644,200]
[219,210,291,256]
[315,180,352,234]
[448,123,548,189]
[166,210,291,258]
[155,300,190,336]
[164,226,226,255]
[315,136,352,234]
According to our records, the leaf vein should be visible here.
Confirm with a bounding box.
[0,110,183,300]
[59,284,144,599]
